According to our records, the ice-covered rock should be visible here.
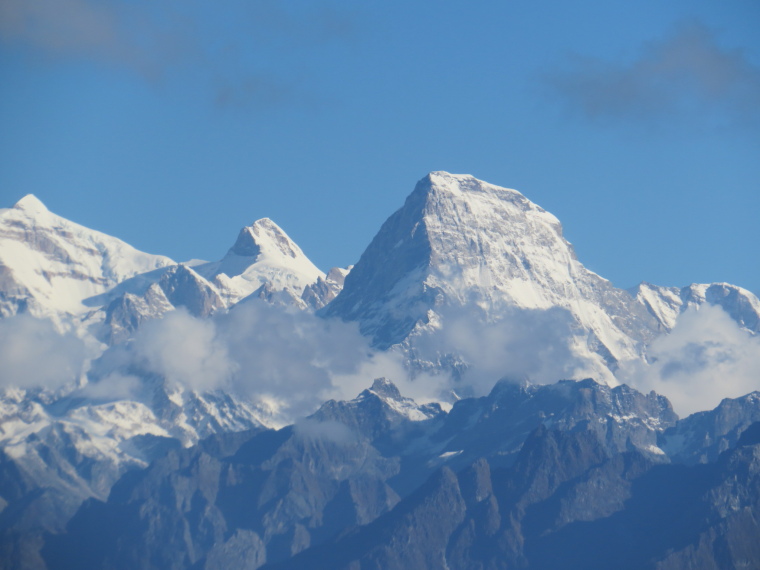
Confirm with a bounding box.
[324,172,661,380]
[196,218,325,309]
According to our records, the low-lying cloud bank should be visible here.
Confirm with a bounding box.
[87,302,380,419]
[3,300,759,422]
[620,304,760,417]
[409,305,599,396]
[14,301,593,420]
[0,314,86,390]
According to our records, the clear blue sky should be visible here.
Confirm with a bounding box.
[1,0,759,293]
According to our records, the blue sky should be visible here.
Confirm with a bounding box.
[1,0,759,293]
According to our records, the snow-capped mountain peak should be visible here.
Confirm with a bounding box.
[239,218,302,260]
[0,194,174,320]
[368,377,404,400]
[631,281,760,333]
[224,218,313,270]
[12,193,49,215]
[196,218,325,308]
[324,172,659,380]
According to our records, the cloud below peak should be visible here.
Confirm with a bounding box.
[0,314,86,390]
[620,304,760,417]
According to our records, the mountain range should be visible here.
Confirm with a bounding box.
[1,172,759,569]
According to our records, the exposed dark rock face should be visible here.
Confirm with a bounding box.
[661,392,760,465]
[415,378,677,476]
[42,417,403,569]
[6,380,760,570]
[269,422,760,570]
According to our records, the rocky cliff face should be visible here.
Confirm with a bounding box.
[271,419,760,570]
[27,377,760,570]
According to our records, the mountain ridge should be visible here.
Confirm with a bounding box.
[2,174,760,568]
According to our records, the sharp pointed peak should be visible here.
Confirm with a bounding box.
[227,217,302,260]
[13,194,49,214]
[162,263,202,278]
[239,217,292,238]
[229,226,263,257]
[369,377,402,400]
[250,217,279,230]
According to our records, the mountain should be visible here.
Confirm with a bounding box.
[2,174,760,568]
[0,195,174,327]
[0,377,274,569]
[323,172,662,381]
[101,264,226,344]
[0,197,344,568]
[194,218,327,310]
[31,378,760,570]
[271,420,760,570]
[660,391,760,465]
[631,281,760,333]
[302,266,352,310]
[40,383,421,570]
[98,219,341,342]
[0,196,342,348]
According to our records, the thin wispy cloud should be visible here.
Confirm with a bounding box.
[546,21,760,130]
[0,0,357,108]
[0,0,190,80]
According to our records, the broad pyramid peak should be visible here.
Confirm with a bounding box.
[418,171,527,203]
[13,194,49,214]
[427,170,472,181]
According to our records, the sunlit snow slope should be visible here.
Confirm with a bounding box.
[324,172,663,380]
[0,195,174,321]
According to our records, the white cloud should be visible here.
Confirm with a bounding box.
[84,300,603,421]
[0,314,86,389]
[7,297,758,423]
[410,305,594,396]
[217,301,382,418]
[132,308,236,391]
[80,372,142,400]
[293,418,358,446]
[89,301,383,420]
[619,304,760,417]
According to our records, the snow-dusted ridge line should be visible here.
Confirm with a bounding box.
[194,217,327,308]
[3,174,760,544]
[0,194,346,349]
[0,194,175,318]
[631,281,760,333]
